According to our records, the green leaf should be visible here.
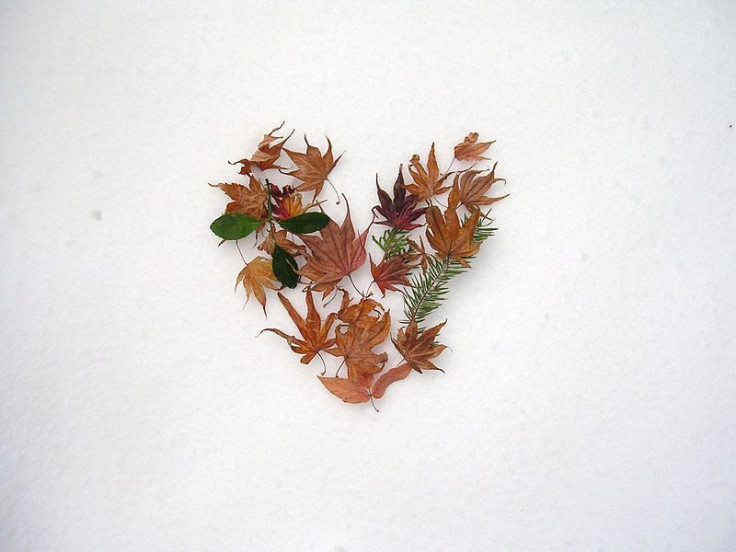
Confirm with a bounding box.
[210,214,262,240]
[277,212,330,234]
[272,245,299,288]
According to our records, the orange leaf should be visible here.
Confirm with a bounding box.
[393,320,447,373]
[283,136,342,197]
[235,256,279,312]
[262,291,337,364]
[317,376,370,403]
[371,363,412,399]
[453,132,494,162]
[405,143,451,201]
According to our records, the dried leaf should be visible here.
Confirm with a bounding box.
[373,166,426,230]
[283,137,342,196]
[393,320,447,373]
[318,376,371,403]
[448,163,508,210]
[327,301,391,384]
[258,229,303,257]
[406,143,451,201]
[370,254,411,296]
[298,204,369,296]
[235,256,279,312]
[371,363,412,399]
[232,122,292,173]
[211,175,268,220]
[425,205,480,267]
[262,291,337,364]
[453,132,494,162]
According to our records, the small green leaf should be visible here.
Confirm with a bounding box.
[210,214,262,240]
[272,245,299,288]
[277,212,330,234]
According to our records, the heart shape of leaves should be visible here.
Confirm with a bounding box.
[210,127,507,409]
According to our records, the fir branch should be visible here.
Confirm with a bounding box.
[372,228,410,258]
[401,214,497,326]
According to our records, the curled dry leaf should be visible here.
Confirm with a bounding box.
[453,132,495,162]
[406,143,451,201]
[393,320,447,373]
[448,163,508,210]
[210,175,268,220]
[235,256,280,312]
[371,363,412,399]
[262,291,337,364]
[233,122,292,174]
[283,137,342,197]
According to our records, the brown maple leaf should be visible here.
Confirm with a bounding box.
[235,256,279,312]
[371,363,412,399]
[406,143,451,201]
[425,205,480,267]
[453,132,495,162]
[370,254,411,296]
[327,300,391,386]
[393,320,447,373]
[232,122,293,174]
[448,164,508,210]
[298,204,369,296]
[283,136,342,197]
[318,376,371,404]
[211,175,268,219]
[262,291,337,365]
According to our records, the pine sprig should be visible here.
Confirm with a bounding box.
[372,228,410,258]
[401,214,496,326]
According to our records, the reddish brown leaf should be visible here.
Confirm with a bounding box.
[262,291,337,364]
[393,320,447,373]
[371,363,412,399]
[453,132,494,162]
[406,143,451,201]
[283,137,342,196]
[317,376,370,403]
[370,254,411,296]
[425,205,480,267]
[298,204,369,296]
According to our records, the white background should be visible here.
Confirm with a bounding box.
[1,1,735,550]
